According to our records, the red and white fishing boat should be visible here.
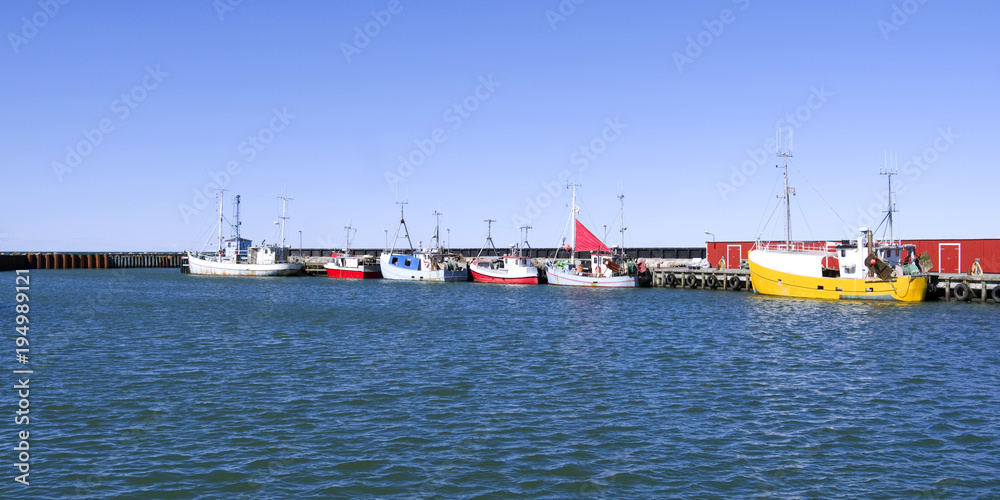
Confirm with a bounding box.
[324,222,382,279]
[469,220,539,284]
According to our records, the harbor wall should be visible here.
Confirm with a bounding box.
[0,252,184,271]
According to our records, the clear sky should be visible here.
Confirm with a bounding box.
[2,0,997,252]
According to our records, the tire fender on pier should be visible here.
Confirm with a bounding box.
[706,274,719,289]
[991,284,1000,304]
[684,274,698,288]
[665,272,677,288]
[728,275,741,290]
[953,283,972,302]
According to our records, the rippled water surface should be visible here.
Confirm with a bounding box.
[8,269,1000,498]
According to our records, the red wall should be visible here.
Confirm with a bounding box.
[707,239,1000,274]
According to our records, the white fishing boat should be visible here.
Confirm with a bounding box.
[379,203,466,282]
[469,220,539,284]
[544,184,651,287]
[185,192,303,277]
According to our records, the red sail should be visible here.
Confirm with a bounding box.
[575,220,611,253]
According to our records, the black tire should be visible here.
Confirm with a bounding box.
[953,283,972,302]
[728,275,742,290]
[706,274,718,289]
[665,272,677,288]
[926,279,937,299]
[685,274,698,288]
[991,285,1000,304]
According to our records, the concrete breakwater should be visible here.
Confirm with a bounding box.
[0,252,184,271]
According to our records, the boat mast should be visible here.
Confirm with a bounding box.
[618,187,626,257]
[431,210,443,252]
[232,195,242,243]
[343,220,354,253]
[568,183,580,266]
[519,224,532,256]
[277,195,292,247]
[777,129,795,247]
[881,152,898,244]
[476,219,498,261]
[217,189,225,257]
[388,201,412,253]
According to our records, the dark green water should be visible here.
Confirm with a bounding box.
[4,269,999,498]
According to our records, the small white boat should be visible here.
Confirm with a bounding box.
[185,192,303,277]
[379,203,466,282]
[544,184,650,287]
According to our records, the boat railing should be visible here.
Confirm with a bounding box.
[754,241,836,254]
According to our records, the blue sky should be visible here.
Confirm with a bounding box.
[2,0,997,252]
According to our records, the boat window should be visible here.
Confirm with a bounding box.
[405,259,411,267]
[391,257,398,265]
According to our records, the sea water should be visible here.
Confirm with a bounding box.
[5,269,999,498]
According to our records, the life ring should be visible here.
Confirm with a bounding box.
[665,272,677,288]
[728,275,741,290]
[685,274,698,288]
[991,285,1000,304]
[706,274,719,289]
[953,283,972,302]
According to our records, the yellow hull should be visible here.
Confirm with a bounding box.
[749,261,929,302]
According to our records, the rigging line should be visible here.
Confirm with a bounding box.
[757,193,784,242]
[755,172,783,238]
[761,199,783,244]
[787,160,853,234]
[795,199,815,242]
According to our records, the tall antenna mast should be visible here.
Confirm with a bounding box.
[881,151,898,244]
[232,195,242,242]
[776,129,795,247]
[277,195,292,247]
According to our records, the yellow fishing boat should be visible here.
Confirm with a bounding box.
[747,142,929,302]
[749,234,929,302]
